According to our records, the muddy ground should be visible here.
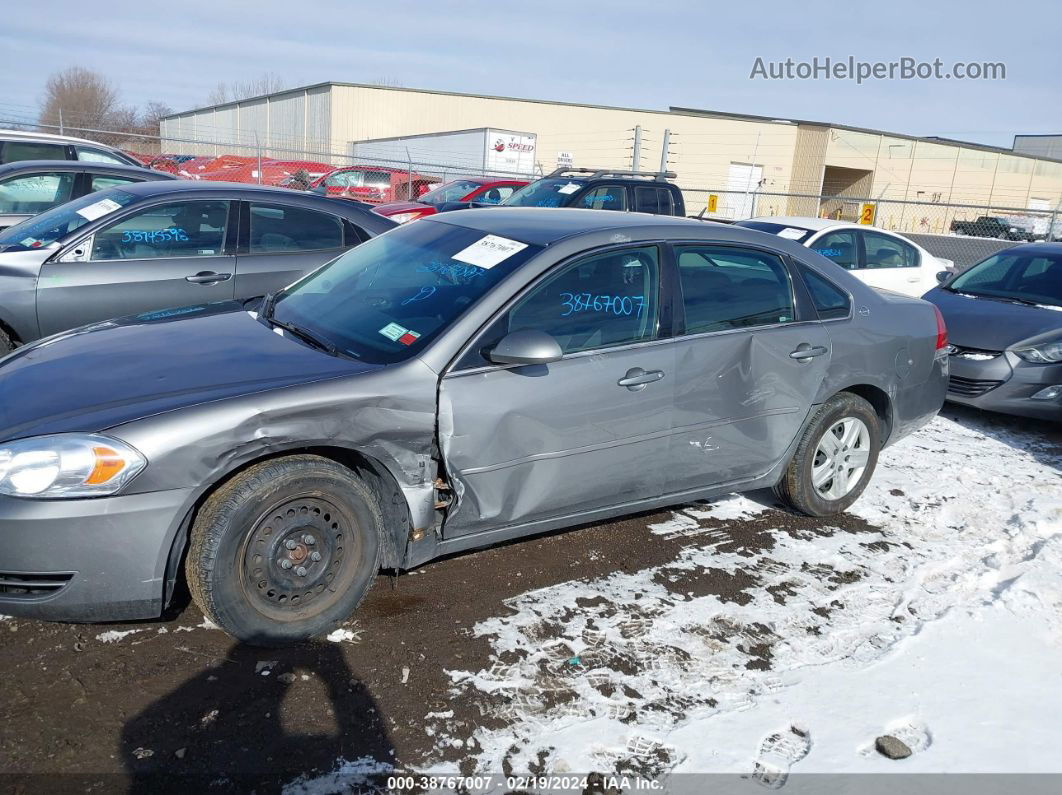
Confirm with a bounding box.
[1,406,1058,792]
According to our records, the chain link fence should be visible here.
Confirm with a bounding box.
[4,117,1058,268]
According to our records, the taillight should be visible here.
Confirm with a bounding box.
[933,305,948,350]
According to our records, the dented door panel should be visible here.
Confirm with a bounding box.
[666,323,831,491]
[438,344,676,538]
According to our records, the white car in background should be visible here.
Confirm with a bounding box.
[735,216,954,297]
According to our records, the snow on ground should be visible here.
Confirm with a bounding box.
[416,413,1062,780]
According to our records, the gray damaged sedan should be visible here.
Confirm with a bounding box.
[0,209,948,644]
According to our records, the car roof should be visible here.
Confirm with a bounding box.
[0,160,173,178]
[742,216,846,231]
[998,241,1062,256]
[425,207,761,247]
[0,129,126,151]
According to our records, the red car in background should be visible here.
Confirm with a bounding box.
[309,166,440,205]
[373,177,529,223]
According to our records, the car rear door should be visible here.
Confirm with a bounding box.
[233,200,357,299]
[665,242,831,490]
[439,244,675,538]
[36,198,237,336]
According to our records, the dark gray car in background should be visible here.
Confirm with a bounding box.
[0,180,396,352]
[0,159,175,231]
[0,209,947,644]
[923,242,1062,420]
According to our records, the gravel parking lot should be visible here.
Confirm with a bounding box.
[1,406,1059,792]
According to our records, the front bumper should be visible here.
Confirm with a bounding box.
[946,350,1062,421]
[0,488,194,622]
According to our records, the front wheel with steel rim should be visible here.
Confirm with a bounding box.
[775,392,881,517]
[187,455,383,646]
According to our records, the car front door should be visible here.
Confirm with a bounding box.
[36,199,236,336]
[665,243,832,490]
[234,201,356,299]
[439,244,675,538]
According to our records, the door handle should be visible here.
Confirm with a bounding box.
[618,367,665,391]
[185,271,232,285]
[789,344,829,361]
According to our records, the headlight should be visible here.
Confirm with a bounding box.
[1014,341,1062,364]
[0,434,146,498]
[388,212,423,224]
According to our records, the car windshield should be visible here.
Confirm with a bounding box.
[502,178,586,208]
[948,249,1062,308]
[269,220,542,364]
[734,221,815,243]
[0,188,138,251]
[419,180,484,205]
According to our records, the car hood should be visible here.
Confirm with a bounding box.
[0,302,379,441]
[924,287,1062,349]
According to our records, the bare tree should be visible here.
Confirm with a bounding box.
[38,66,120,136]
[206,72,287,105]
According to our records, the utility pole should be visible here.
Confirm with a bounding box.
[659,128,671,173]
[254,131,262,185]
[631,126,642,172]
[58,109,64,136]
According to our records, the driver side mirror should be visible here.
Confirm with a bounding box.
[936,270,950,285]
[487,329,563,366]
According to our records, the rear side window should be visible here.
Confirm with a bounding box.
[89,175,142,192]
[802,269,851,319]
[861,230,919,269]
[1,141,67,163]
[580,186,627,211]
[634,187,674,215]
[0,172,76,214]
[676,245,795,333]
[249,203,344,253]
[76,146,127,165]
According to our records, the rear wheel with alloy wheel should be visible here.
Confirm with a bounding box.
[775,392,881,517]
[187,455,383,646]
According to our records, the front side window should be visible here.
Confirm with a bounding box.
[1,141,67,163]
[474,185,517,205]
[862,231,919,269]
[419,180,484,205]
[802,268,851,319]
[0,188,138,250]
[270,221,542,364]
[500,245,660,355]
[580,185,627,211]
[810,230,858,269]
[503,178,587,208]
[949,250,1062,308]
[249,203,343,253]
[76,146,127,165]
[677,245,795,333]
[90,200,229,260]
[0,172,75,214]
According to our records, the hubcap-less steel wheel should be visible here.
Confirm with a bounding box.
[240,496,358,621]
[811,417,871,500]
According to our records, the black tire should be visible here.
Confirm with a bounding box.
[0,327,13,355]
[774,392,881,517]
[186,455,382,646]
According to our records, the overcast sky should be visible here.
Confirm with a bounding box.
[1,0,1058,148]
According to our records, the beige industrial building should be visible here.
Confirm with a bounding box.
[161,82,1062,232]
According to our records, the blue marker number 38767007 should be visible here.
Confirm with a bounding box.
[560,292,645,317]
